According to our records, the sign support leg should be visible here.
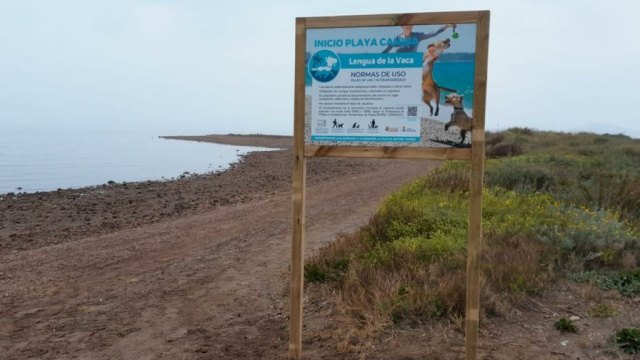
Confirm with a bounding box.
[290,17,307,360]
[465,10,489,360]
[289,154,306,359]
[465,150,484,359]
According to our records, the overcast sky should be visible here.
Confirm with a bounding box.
[1,0,639,138]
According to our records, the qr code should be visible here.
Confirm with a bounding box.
[407,106,418,116]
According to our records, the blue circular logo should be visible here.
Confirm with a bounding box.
[309,50,340,83]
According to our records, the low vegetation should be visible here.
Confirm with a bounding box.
[588,302,618,317]
[305,129,640,333]
[554,318,579,333]
[615,328,640,354]
[569,270,640,297]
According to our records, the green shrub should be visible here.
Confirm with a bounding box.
[554,318,578,333]
[509,127,535,136]
[391,233,465,263]
[486,132,505,146]
[486,164,556,192]
[425,166,470,192]
[536,206,638,260]
[508,276,527,294]
[364,184,469,247]
[304,257,350,283]
[390,286,410,323]
[593,136,609,144]
[487,143,524,159]
[575,172,639,222]
[615,328,640,354]
[304,263,326,283]
[588,302,618,317]
[569,270,640,297]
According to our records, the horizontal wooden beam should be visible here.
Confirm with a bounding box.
[304,11,481,29]
[304,145,471,160]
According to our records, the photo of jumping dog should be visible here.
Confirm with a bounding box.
[444,93,473,144]
[422,38,457,117]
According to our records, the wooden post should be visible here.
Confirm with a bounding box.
[465,10,490,360]
[289,17,307,360]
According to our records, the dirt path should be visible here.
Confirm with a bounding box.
[0,159,437,359]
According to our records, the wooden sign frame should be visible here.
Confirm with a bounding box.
[290,11,489,360]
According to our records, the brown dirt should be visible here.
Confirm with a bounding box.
[1,135,637,359]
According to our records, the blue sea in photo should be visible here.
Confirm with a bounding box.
[430,61,476,108]
[306,60,475,108]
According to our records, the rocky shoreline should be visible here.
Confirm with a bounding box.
[0,135,392,253]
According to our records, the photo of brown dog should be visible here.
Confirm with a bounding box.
[421,38,457,117]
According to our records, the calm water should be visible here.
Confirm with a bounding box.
[0,130,270,194]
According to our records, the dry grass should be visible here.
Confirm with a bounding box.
[307,230,558,334]
[483,233,554,297]
[424,166,470,193]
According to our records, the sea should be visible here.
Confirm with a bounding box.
[0,130,270,194]
[429,61,476,108]
[306,61,476,109]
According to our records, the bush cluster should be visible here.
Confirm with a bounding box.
[305,129,640,331]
